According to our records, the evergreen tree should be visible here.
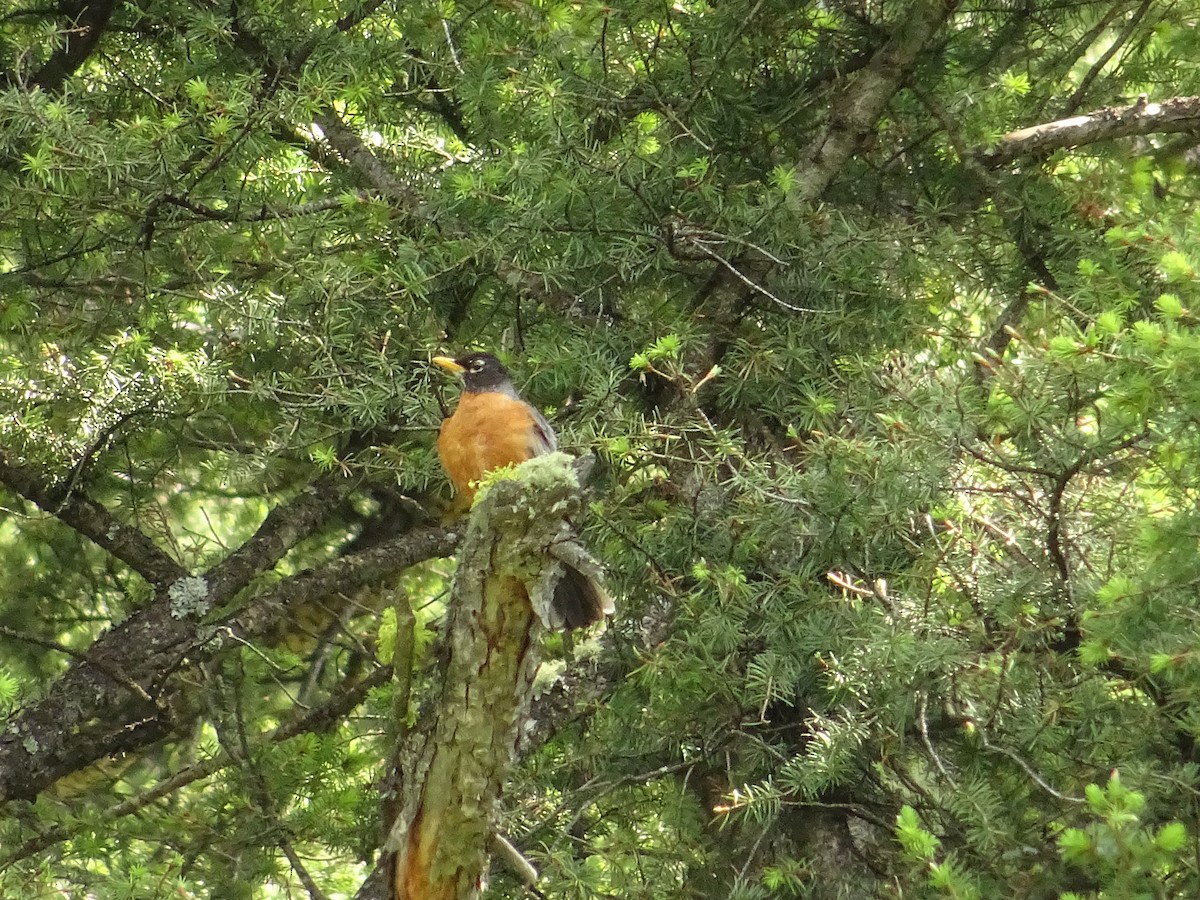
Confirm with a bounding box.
[4,1,1200,897]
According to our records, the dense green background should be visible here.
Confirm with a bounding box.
[4,0,1200,897]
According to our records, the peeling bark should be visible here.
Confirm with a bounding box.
[980,95,1200,168]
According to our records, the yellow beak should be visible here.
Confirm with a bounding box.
[431,356,465,375]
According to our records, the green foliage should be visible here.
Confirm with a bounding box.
[897,805,941,861]
[5,0,1200,897]
[1056,773,1190,899]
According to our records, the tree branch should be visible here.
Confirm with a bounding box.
[1059,0,1154,118]
[912,87,1061,377]
[788,0,964,205]
[683,0,965,375]
[0,479,449,803]
[205,476,351,600]
[0,450,187,586]
[160,192,381,222]
[1,0,127,94]
[0,660,395,869]
[314,109,424,209]
[222,525,456,641]
[980,94,1200,168]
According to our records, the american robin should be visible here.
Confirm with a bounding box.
[432,352,612,629]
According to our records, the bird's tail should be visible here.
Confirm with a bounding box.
[551,563,614,630]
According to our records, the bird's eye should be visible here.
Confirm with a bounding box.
[470,359,485,372]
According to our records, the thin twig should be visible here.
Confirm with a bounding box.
[976,727,1085,804]
[918,690,953,781]
[442,18,464,73]
[230,656,332,900]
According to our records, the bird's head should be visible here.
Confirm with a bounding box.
[432,352,514,393]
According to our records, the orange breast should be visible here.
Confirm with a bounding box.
[437,391,541,501]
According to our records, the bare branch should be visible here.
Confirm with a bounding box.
[0,450,187,586]
[980,94,1200,168]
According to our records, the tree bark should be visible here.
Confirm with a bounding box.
[386,453,594,900]
[0,465,453,803]
[979,95,1200,168]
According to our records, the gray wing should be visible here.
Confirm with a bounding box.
[524,402,557,456]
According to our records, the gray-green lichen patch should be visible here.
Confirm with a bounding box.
[168,575,211,619]
[465,453,608,630]
[474,452,581,522]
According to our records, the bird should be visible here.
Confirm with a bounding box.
[431,351,612,629]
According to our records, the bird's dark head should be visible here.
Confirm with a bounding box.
[432,352,514,393]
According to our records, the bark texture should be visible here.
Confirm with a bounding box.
[388,453,590,900]
[980,94,1200,168]
[0,463,453,803]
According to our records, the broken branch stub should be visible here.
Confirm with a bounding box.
[388,453,604,900]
